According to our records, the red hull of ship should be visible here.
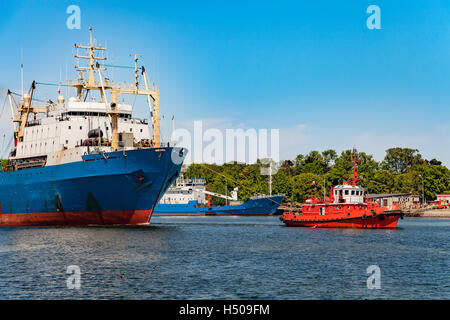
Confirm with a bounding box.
[0,210,153,227]
[282,212,401,228]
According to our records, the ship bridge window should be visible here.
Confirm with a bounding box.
[351,190,355,195]
[65,112,130,118]
[345,190,349,195]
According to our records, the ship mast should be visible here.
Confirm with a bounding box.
[8,82,48,144]
[351,148,361,186]
[71,27,162,150]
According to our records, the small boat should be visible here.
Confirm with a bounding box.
[153,174,284,216]
[280,149,404,228]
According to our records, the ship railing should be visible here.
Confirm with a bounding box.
[14,156,47,170]
[250,193,284,200]
[56,115,70,122]
[110,82,158,92]
[132,117,148,125]
[26,119,42,127]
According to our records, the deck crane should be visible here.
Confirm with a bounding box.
[7,81,48,145]
[203,188,238,201]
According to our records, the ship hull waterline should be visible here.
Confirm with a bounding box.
[0,147,186,227]
[281,211,403,229]
[153,195,284,216]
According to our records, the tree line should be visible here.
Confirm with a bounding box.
[184,147,450,204]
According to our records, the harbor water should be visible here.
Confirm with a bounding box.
[0,216,448,299]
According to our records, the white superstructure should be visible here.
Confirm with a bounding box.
[14,99,151,165]
[159,176,207,204]
[159,174,239,205]
[6,27,162,170]
[333,184,365,204]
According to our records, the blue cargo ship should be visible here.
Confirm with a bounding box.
[0,28,186,226]
[153,175,284,216]
[154,197,284,216]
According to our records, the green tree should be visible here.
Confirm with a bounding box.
[382,147,426,173]
[279,160,295,176]
[293,154,305,174]
[291,173,324,202]
[410,164,450,200]
[237,164,267,201]
[322,149,338,168]
[272,170,292,200]
[394,171,421,195]
[367,170,396,194]
[294,151,326,175]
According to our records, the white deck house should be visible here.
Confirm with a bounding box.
[333,184,365,204]
[159,177,207,204]
[13,98,151,166]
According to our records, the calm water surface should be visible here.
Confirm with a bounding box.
[0,216,448,299]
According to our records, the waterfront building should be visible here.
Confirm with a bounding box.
[366,193,421,210]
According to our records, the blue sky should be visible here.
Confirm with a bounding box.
[0,0,449,165]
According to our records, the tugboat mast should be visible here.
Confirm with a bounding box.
[351,148,360,186]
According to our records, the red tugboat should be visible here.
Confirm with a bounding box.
[280,149,404,228]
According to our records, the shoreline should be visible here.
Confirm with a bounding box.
[404,208,450,218]
[422,208,450,218]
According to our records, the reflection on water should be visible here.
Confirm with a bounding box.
[0,217,448,299]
